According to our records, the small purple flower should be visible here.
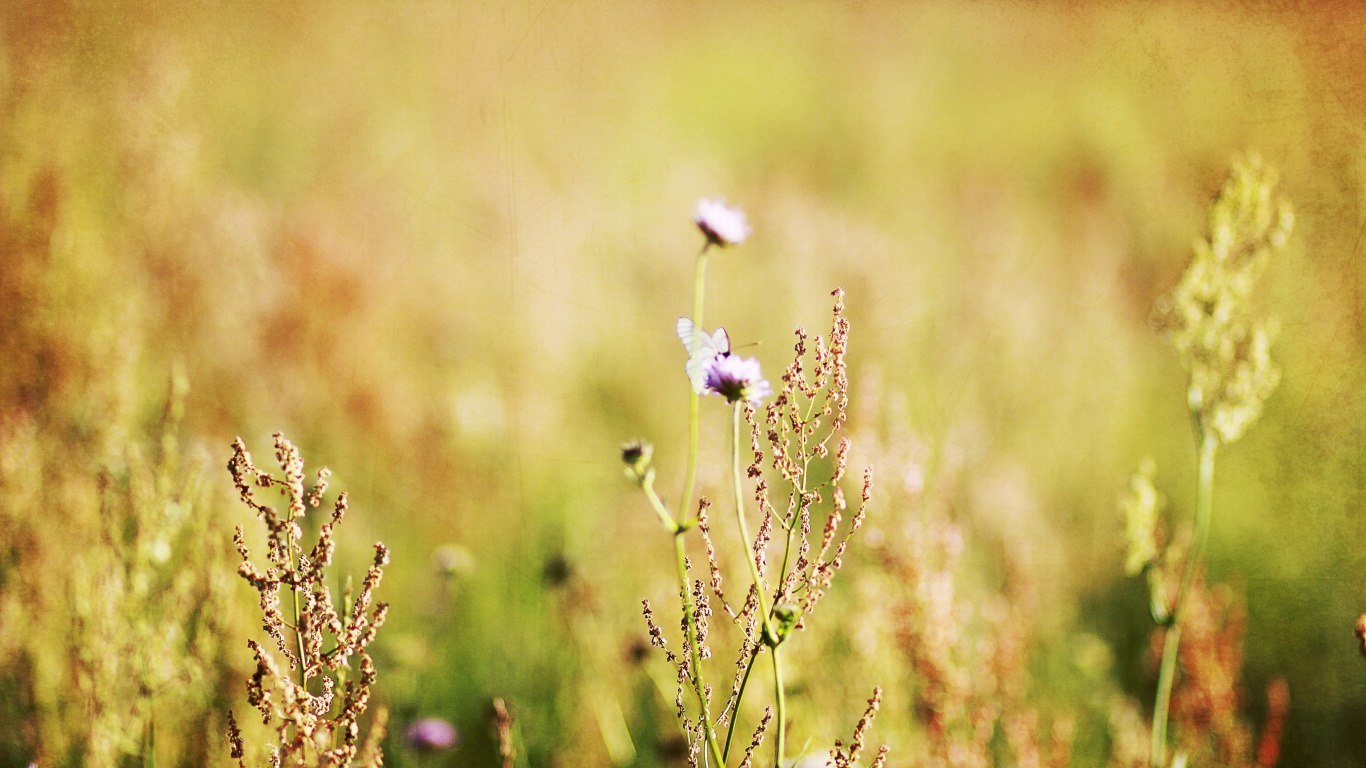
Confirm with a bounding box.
[694,198,751,247]
[702,354,772,404]
[407,717,459,753]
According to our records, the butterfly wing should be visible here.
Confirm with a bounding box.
[678,317,723,394]
[676,317,702,352]
[712,326,731,356]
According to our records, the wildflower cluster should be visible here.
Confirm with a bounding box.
[226,433,390,767]
[623,201,883,767]
[743,288,868,621]
[1156,154,1292,445]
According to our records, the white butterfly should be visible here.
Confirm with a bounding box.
[676,317,730,394]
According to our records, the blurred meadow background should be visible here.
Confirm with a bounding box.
[4,1,1366,766]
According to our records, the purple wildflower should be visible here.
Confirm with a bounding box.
[407,717,459,753]
[694,198,751,247]
[702,354,772,404]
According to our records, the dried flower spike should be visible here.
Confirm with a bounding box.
[494,698,517,768]
[227,433,390,767]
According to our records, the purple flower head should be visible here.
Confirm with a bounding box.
[694,198,751,247]
[702,354,772,404]
[406,717,459,753]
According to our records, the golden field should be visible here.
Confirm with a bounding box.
[3,2,1366,766]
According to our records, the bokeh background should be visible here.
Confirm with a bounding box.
[4,1,1366,766]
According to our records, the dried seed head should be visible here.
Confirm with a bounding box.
[227,434,390,765]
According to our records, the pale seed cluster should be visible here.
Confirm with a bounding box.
[1156,154,1292,445]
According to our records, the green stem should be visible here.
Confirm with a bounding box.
[674,531,726,768]
[642,475,681,533]
[285,512,309,763]
[287,521,307,692]
[725,447,801,762]
[1150,432,1218,768]
[646,475,723,766]
[732,403,785,767]
[141,710,156,768]
[680,245,711,526]
[732,405,777,644]
[771,647,786,768]
[723,648,761,761]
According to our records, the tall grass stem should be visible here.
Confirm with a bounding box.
[1150,432,1218,767]
[288,521,307,693]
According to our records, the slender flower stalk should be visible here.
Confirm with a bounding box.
[731,404,783,767]
[1151,432,1217,767]
[1142,156,1289,767]
[683,197,749,525]
[723,650,762,760]
[288,512,308,694]
[681,243,711,528]
[770,648,786,768]
[626,444,725,767]
[732,406,777,644]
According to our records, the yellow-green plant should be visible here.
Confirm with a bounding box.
[1130,155,1292,768]
[0,366,239,766]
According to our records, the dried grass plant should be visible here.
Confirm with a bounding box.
[226,433,390,767]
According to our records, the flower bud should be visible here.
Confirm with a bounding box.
[621,440,654,484]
